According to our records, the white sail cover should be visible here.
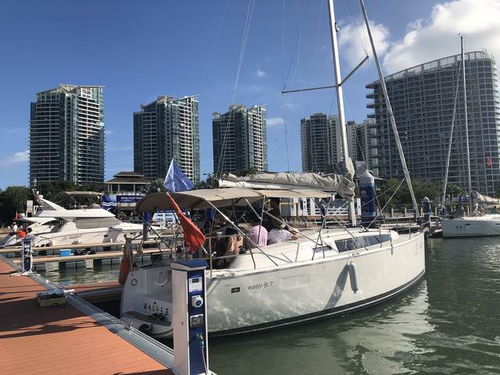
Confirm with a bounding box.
[217,172,355,199]
[472,191,500,205]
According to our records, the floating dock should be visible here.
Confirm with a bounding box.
[0,256,175,375]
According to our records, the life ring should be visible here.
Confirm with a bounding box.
[118,256,131,285]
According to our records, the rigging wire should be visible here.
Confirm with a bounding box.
[305,1,325,81]
[280,0,311,172]
[367,178,406,228]
[200,0,232,79]
[216,0,256,178]
[441,59,463,205]
[343,0,369,57]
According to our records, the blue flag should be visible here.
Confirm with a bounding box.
[163,159,195,192]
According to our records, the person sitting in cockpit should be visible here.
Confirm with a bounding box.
[267,223,299,245]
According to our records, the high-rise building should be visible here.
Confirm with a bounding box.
[347,119,375,169]
[29,84,105,185]
[212,105,267,175]
[366,51,500,195]
[301,114,371,174]
[301,113,341,173]
[133,96,200,183]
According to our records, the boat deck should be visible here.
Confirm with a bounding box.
[0,257,172,375]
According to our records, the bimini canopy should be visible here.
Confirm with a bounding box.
[217,172,355,199]
[135,188,331,213]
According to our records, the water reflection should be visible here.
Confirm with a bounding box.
[210,282,433,375]
[40,263,120,287]
[37,237,500,374]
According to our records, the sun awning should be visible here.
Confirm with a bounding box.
[135,188,264,212]
[135,188,333,213]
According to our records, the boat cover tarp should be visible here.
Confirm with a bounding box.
[135,188,332,213]
[217,172,355,199]
[472,191,500,205]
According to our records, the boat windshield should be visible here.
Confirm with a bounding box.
[74,217,122,229]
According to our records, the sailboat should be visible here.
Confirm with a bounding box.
[441,37,500,237]
[119,0,425,337]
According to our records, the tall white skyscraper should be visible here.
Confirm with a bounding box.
[30,84,105,185]
[133,96,200,183]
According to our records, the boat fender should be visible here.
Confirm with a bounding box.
[348,262,359,293]
[118,256,131,285]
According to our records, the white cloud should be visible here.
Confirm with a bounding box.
[383,0,500,73]
[267,117,285,127]
[1,150,29,165]
[105,129,113,136]
[338,18,390,69]
[255,69,266,78]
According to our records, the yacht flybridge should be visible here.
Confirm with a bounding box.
[120,187,425,337]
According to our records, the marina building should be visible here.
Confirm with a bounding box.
[366,51,500,195]
[133,96,200,183]
[29,84,105,185]
[212,104,268,175]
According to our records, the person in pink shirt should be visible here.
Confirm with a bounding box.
[245,214,268,248]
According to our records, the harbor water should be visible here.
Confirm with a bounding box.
[41,237,500,374]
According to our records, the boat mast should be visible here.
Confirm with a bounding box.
[359,0,419,216]
[461,35,473,215]
[327,0,356,227]
[441,39,462,210]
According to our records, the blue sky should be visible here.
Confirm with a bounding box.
[1,0,497,189]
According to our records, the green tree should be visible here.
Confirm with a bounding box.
[0,186,32,226]
[148,178,165,193]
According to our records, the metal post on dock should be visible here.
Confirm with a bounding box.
[171,260,210,375]
[21,236,34,274]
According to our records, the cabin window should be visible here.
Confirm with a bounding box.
[335,234,392,252]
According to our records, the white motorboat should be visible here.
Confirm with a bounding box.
[0,216,58,247]
[120,188,425,337]
[26,197,149,247]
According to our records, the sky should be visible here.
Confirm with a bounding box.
[1,0,499,189]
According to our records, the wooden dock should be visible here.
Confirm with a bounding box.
[0,257,175,375]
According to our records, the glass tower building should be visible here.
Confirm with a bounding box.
[366,51,500,195]
[29,84,105,186]
[133,96,200,183]
[212,105,267,175]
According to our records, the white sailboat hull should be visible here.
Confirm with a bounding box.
[442,214,500,237]
[121,230,425,337]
